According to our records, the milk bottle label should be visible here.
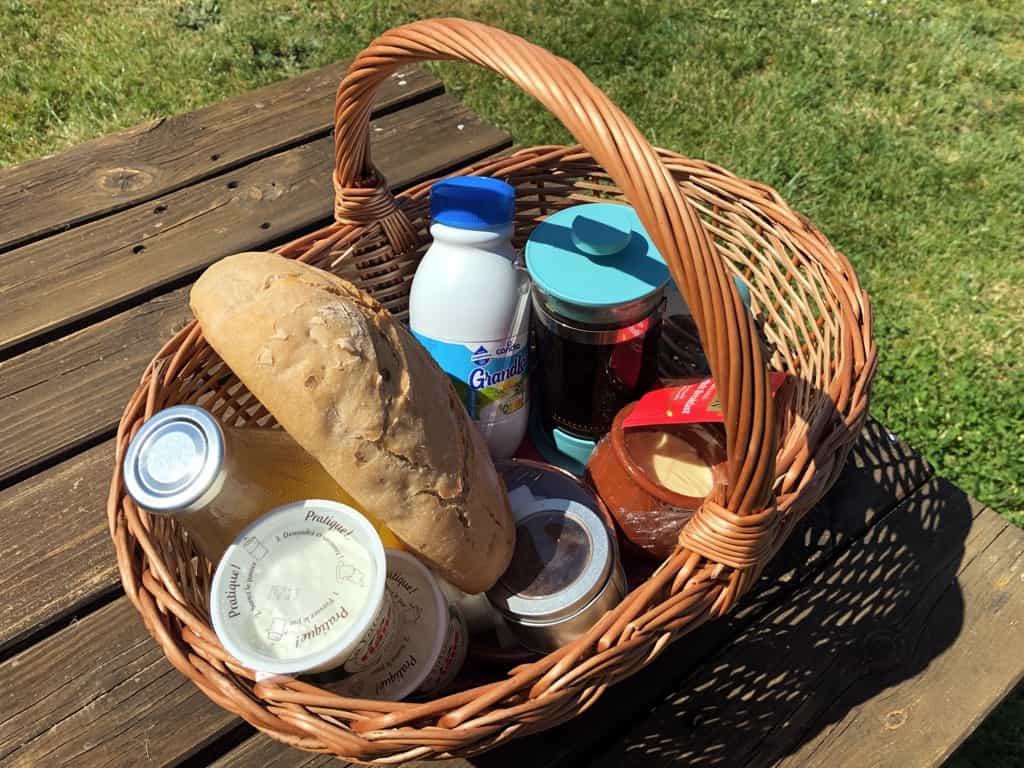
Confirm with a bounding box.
[412,331,529,422]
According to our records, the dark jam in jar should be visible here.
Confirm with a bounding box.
[533,308,662,440]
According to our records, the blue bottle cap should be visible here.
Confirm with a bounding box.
[525,203,669,311]
[430,176,516,230]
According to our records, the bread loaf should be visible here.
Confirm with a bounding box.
[190,252,514,593]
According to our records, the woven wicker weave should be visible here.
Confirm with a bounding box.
[108,19,875,763]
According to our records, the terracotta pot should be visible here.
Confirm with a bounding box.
[586,402,727,560]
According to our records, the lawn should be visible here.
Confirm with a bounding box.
[2,0,1022,763]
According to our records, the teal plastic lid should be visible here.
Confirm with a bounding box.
[527,408,595,475]
[525,204,669,310]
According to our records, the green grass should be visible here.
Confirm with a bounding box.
[2,0,1022,762]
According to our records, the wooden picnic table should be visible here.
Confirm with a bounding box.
[1,62,1022,768]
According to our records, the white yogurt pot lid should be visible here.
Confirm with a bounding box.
[209,499,387,676]
[332,549,449,701]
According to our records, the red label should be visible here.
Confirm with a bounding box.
[622,372,787,428]
[613,315,653,344]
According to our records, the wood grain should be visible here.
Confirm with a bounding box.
[0,98,510,481]
[0,94,510,358]
[0,288,191,486]
[207,735,340,768]
[0,441,118,655]
[589,478,1024,768]
[0,64,441,253]
[0,599,237,767]
[773,494,1024,768]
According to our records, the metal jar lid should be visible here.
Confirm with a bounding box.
[122,405,225,513]
[487,496,613,625]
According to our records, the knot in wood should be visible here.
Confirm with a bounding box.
[677,498,780,570]
[97,167,155,195]
[884,708,908,729]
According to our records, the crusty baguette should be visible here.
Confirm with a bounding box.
[190,252,514,593]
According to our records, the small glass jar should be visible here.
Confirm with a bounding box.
[525,203,670,468]
[122,405,399,562]
[532,293,664,440]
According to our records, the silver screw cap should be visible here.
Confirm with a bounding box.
[123,405,225,513]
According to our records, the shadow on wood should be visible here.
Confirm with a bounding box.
[591,476,972,767]
[465,408,934,768]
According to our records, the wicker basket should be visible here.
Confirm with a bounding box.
[108,18,875,763]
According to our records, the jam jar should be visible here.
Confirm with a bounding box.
[525,203,670,469]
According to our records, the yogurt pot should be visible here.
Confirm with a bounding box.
[328,550,469,701]
[210,499,397,676]
[417,600,470,697]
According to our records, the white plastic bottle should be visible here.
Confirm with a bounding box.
[410,176,529,459]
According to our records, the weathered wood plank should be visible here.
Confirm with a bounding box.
[589,479,1024,768]
[0,102,511,482]
[0,288,192,487]
[0,64,441,253]
[0,441,118,655]
[772,502,1024,767]
[0,599,238,767]
[206,420,932,767]
[206,735,339,768]
[0,93,511,358]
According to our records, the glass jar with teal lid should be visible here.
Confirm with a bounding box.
[525,203,670,472]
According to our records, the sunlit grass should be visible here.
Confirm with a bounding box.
[2,0,1022,757]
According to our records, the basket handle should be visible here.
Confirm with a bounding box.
[333,18,775,517]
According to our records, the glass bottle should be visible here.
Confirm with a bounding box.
[122,404,402,562]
